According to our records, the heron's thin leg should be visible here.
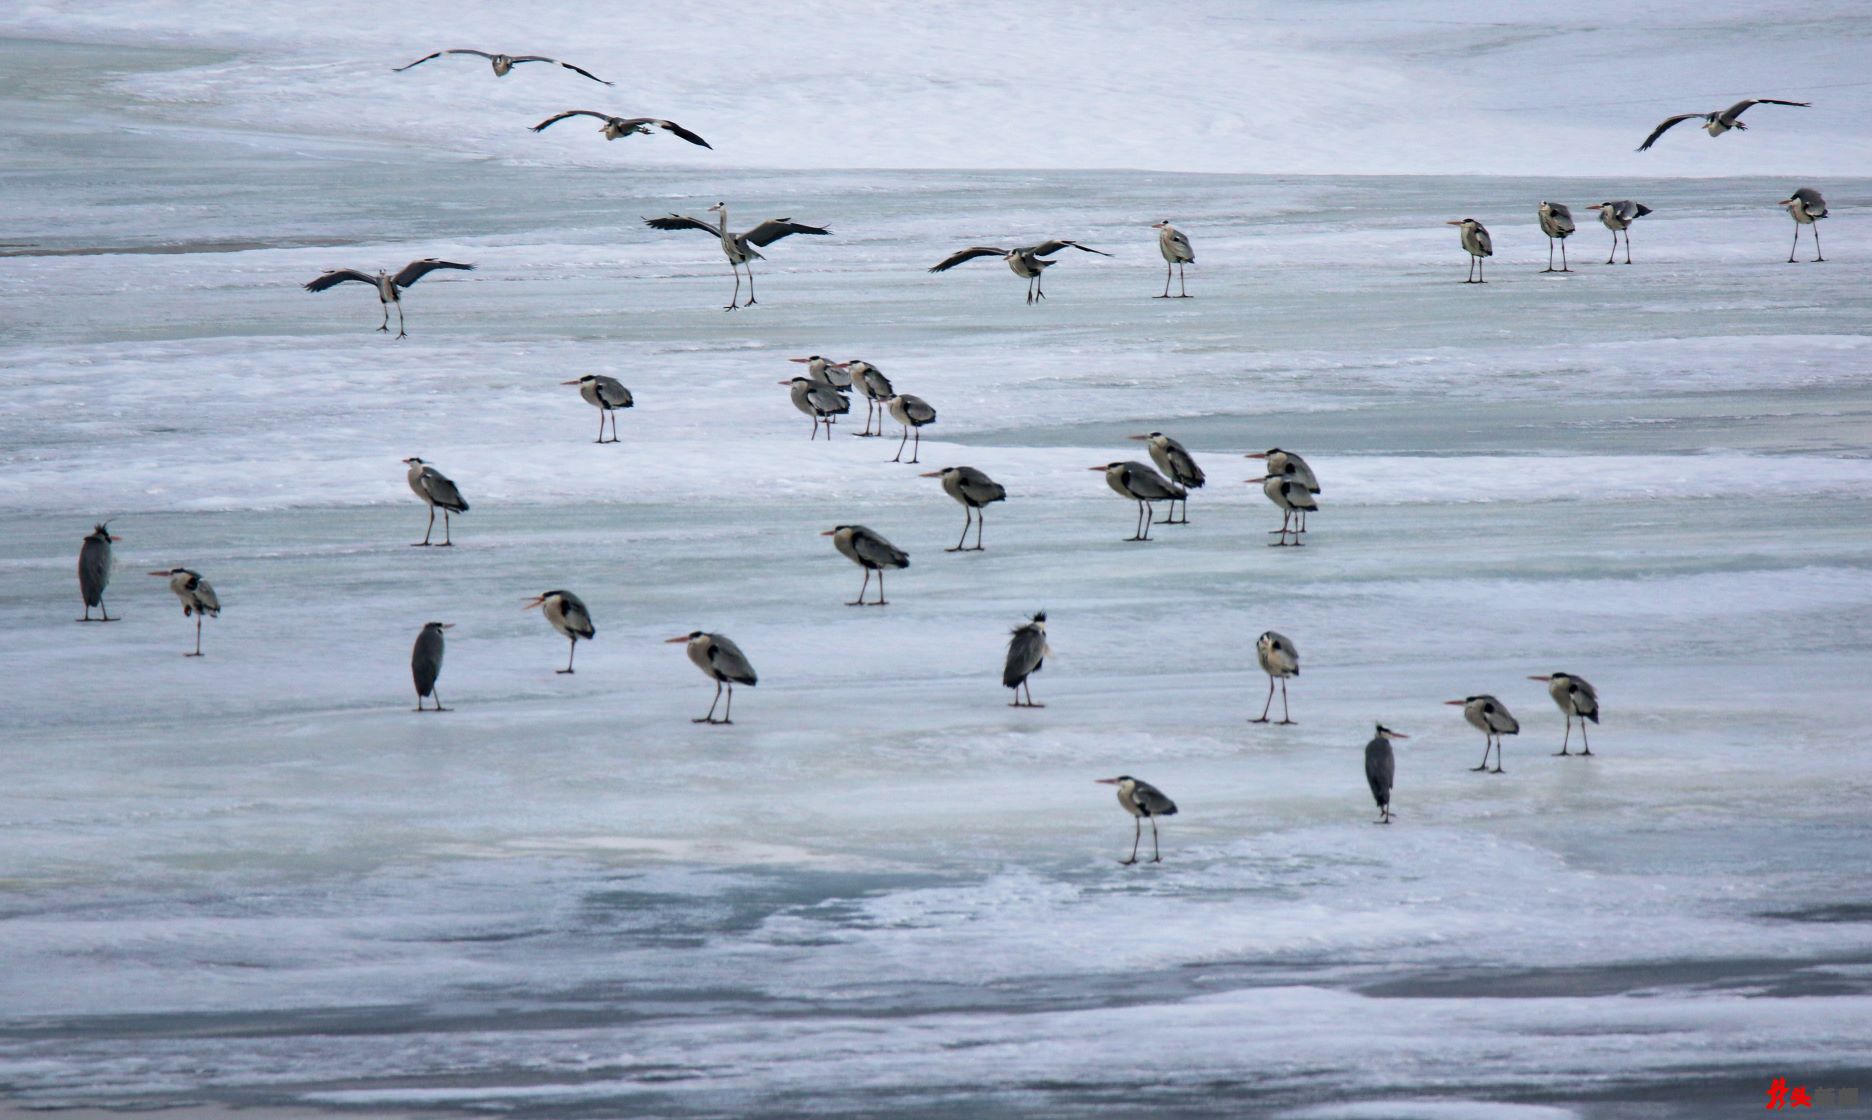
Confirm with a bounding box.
[395,302,407,339]
[1477,256,1484,283]
[433,689,446,712]
[188,613,203,657]
[1546,238,1555,272]
[416,691,426,712]
[1560,239,1570,272]
[1025,680,1043,708]
[1179,262,1188,297]
[1252,676,1274,723]
[1607,233,1617,265]
[1491,733,1506,773]
[745,263,757,306]
[849,569,870,607]
[909,426,921,464]
[1555,713,1572,756]
[972,508,985,551]
[1159,262,1172,298]
[440,510,452,547]
[1813,223,1824,262]
[1471,735,1491,771]
[1121,817,1140,865]
[697,680,722,723]
[559,637,577,674]
[948,509,970,552]
[893,425,908,462]
[1277,678,1293,725]
[1579,722,1592,756]
[723,683,734,724]
[876,568,887,606]
[1142,501,1155,540]
[377,300,390,332]
[417,505,436,546]
[725,263,741,310]
[1150,816,1161,863]
[1035,273,1045,301]
[1026,276,1035,305]
[1623,230,1632,265]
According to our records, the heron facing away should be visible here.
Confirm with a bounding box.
[403,458,468,546]
[929,240,1112,304]
[847,360,893,436]
[1781,188,1827,263]
[563,374,633,443]
[1096,776,1178,865]
[1152,221,1194,298]
[1589,201,1651,264]
[781,376,850,440]
[1529,672,1598,756]
[1003,612,1049,707]
[77,522,120,622]
[1448,694,1519,773]
[1252,630,1298,725]
[667,631,757,724]
[1129,432,1203,523]
[149,567,219,657]
[1447,219,1492,283]
[524,590,594,674]
[1537,201,1576,273]
[1244,449,1320,533]
[392,49,612,84]
[1247,473,1317,546]
[304,259,474,338]
[531,112,711,148]
[823,525,909,606]
[887,394,937,464]
[1366,725,1407,824]
[921,465,1006,551]
[643,203,831,310]
[1091,461,1184,542]
[412,621,453,711]
[1636,98,1810,151]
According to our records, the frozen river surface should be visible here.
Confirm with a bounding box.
[3,27,1872,1120]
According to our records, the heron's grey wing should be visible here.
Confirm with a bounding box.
[928,246,1008,272]
[303,269,378,292]
[640,119,712,148]
[902,396,936,424]
[1003,625,1045,687]
[707,636,758,685]
[1029,239,1112,257]
[78,539,110,603]
[1283,481,1318,511]
[1134,780,1177,816]
[560,594,595,638]
[852,531,908,569]
[1570,678,1600,721]
[531,109,610,133]
[1167,442,1204,487]
[393,259,475,287]
[192,578,221,616]
[596,378,633,408]
[412,628,445,693]
[1170,229,1193,261]
[422,469,469,513]
[1636,113,1700,151]
[1128,464,1182,501]
[509,57,614,84]
[644,214,720,236]
[808,385,850,414]
[958,468,1005,504]
[393,49,494,71]
[1473,227,1494,256]
[1727,98,1810,120]
[743,218,831,246]
[1366,740,1394,799]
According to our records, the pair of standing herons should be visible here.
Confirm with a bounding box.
[75,523,222,656]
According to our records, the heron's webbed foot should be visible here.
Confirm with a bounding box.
[1579,748,1593,756]
[1490,766,1505,774]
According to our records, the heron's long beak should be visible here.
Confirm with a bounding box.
[1389,731,1410,739]
[1087,466,1110,472]
[819,529,837,536]
[1094,778,1120,785]
[110,536,122,542]
[1126,434,1148,441]
[918,470,943,478]
[1526,675,1552,682]
[1244,453,1268,460]
[522,597,546,610]
[1445,220,1463,226]
[147,570,171,576]
[788,357,809,364]
[777,379,796,385]
[441,623,455,629]
[663,635,690,644]
[1245,476,1269,483]
[560,379,582,385]
[1443,699,1466,706]
[829,362,851,369]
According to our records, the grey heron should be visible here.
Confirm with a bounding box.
[1247,473,1317,546]
[1091,461,1184,542]
[1003,612,1049,707]
[1366,725,1406,824]
[304,259,474,338]
[77,522,119,622]
[643,203,830,310]
[1129,432,1203,523]
[847,360,893,436]
[929,240,1112,304]
[790,355,852,390]
[921,466,1006,551]
[887,394,937,464]
[1447,695,1519,773]
[1588,201,1651,264]
[563,375,633,443]
[524,590,593,673]
[1446,219,1492,283]
[1251,630,1298,725]
[149,567,219,657]
[667,631,757,724]
[393,49,612,84]
[1096,776,1177,865]
[1781,188,1827,262]
[1244,449,1320,533]
[1636,98,1810,151]
[823,525,908,606]
[1537,201,1576,273]
[402,458,468,546]
[781,376,850,440]
[1529,672,1598,756]
[530,112,711,148]
[1152,220,1194,298]
[412,621,453,711]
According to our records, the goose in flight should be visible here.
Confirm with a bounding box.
[1637,98,1809,151]
[393,50,612,85]
[644,203,831,309]
[303,259,474,338]
[531,112,711,148]
[929,240,1111,304]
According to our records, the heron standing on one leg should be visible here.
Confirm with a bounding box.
[1251,630,1298,725]
[77,522,120,622]
[150,567,220,657]
[1003,612,1049,707]
[921,466,1006,551]
[403,458,468,546]
[1529,672,1599,756]
[1448,695,1518,773]
[524,590,594,673]
[667,631,757,724]
[1366,724,1406,824]
[1096,776,1177,865]
[412,621,453,711]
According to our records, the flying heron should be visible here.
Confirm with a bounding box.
[1537,201,1576,273]
[929,240,1112,304]
[1366,725,1407,824]
[1781,188,1827,262]
[823,525,908,606]
[303,259,474,338]
[1636,98,1810,151]
[847,360,893,436]
[1447,695,1519,773]
[149,567,219,657]
[1003,612,1049,707]
[1152,220,1194,298]
[1252,630,1298,724]
[781,376,850,440]
[1446,219,1492,283]
[412,621,453,711]
[887,394,937,464]
[392,49,612,84]
[530,112,711,148]
[524,590,594,673]
[77,522,119,622]
[562,375,633,443]
[667,631,757,724]
[1588,201,1651,264]
[1129,432,1203,523]
[643,203,831,310]
[921,465,1006,551]
[1096,776,1177,865]
[1529,672,1599,756]
[1091,461,1184,542]
[402,458,468,546]
[1247,472,1317,546]
[1244,449,1320,533]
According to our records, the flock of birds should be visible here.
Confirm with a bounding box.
[73,49,1833,863]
